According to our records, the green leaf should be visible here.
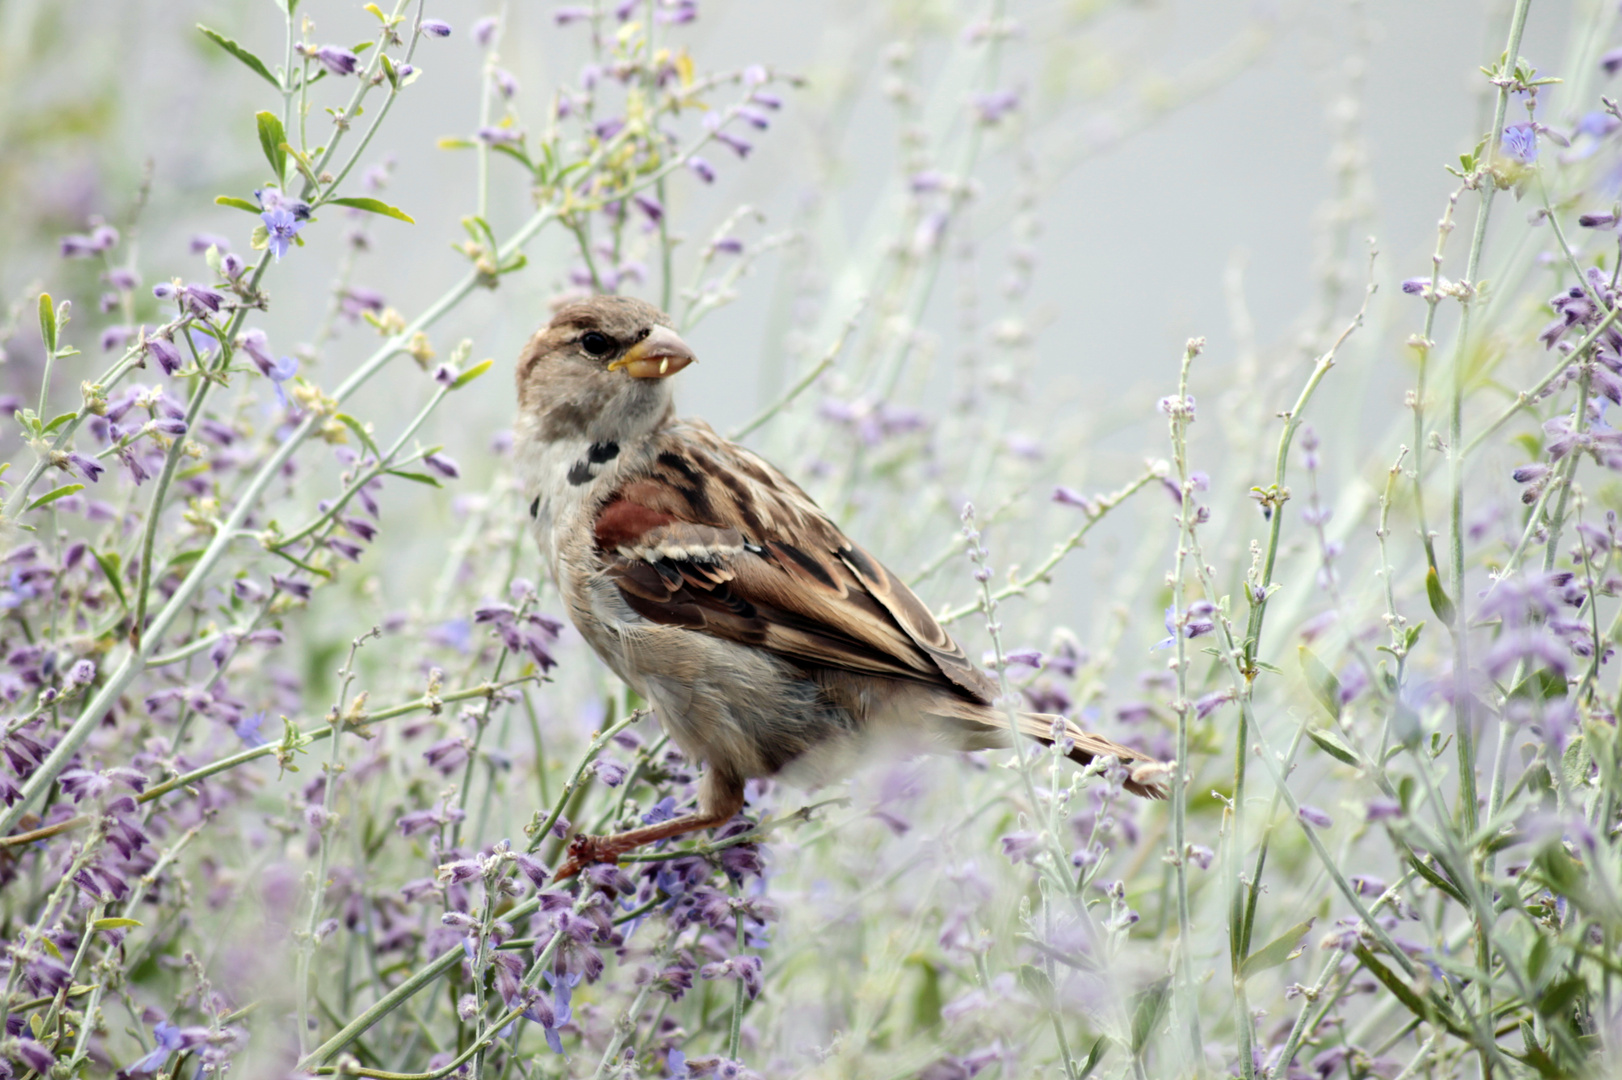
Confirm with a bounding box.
[1407,854,1467,905]
[42,411,78,434]
[326,196,415,224]
[93,550,128,609]
[451,358,494,389]
[334,414,381,458]
[1129,977,1170,1054]
[1306,726,1359,766]
[164,548,206,575]
[1078,1038,1108,1079]
[25,484,83,513]
[1352,944,1445,1030]
[1527,935,1551,984]
[197,26,282,90]
[1239,919,1314,978]
[1538,975,1585,1020]
[38,292,56,356]
[386,469,441,487]
[256,111,289,183]
[905,957,942,1030]
[216,195,263,213]
[490,142,535,170]
[1297,645,1341,721]
[1510,666,1566,702]
[91,917,143,931]
[1425,567,1456,628]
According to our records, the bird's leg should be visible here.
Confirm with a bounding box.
[552,771,745,881]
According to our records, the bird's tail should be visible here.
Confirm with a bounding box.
[1014,711,1168,799]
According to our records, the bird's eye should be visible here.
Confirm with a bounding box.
[580,331,614,357]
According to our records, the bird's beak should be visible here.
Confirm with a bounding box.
[607,325,696,379]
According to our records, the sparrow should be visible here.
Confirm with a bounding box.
[513,295,1166,879]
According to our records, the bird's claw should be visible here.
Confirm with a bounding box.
[553,833,623,881]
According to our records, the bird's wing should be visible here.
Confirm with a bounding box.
[594,421,995,702]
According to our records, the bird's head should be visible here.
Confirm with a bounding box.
[515,295,696,443]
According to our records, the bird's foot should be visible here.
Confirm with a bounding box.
[552,833,627,882]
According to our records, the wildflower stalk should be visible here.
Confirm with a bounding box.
[296,628,379,1055]
[729,301,863,441]
[1164,337,1204,1065]
[1409,188,1463,574]
[1440,9,1533,1066]
[1448,0,1532,848]
[938,465,1161,625]
[1234,274,1374,962]
[129,333,233,647]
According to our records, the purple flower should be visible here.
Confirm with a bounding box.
[232,711,268,747]
[477,125,523,146]
[313,45,360,76]
[1501,122,1538,164]
[239,328,277,375]
[658,0,698,24]
[472,16,499,45]
[424,452,460,479]
[1297,804,1333,829]
[67,452,105,482]
[100,325,132,352]
[272,574,313,600]
[973,88,1020,124]
[1400,277,1429,295]
[699,955,763,1000]
[1188,844,1214,870]
[65,659,96,687]
[180,283,225,318]
[687,156,716,183]
[262,208,303,261]
[59,224,118,258]
[494,68,519,98]
[736,105,770,130]
[13,1039,55,1075]
[190,232,231,254]
[419,18,452,36]
[144,336,183,376]
[591,758,629,786]
[999,830,1041,863]
[711,129,752,158]
[1602,47,1622,76]
[633,194,664,223]
[1349,874,1387,898]
[1579,212,1618,228]
[554,5,592,24]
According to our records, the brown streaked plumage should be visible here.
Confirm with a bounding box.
[513,295,1167,880]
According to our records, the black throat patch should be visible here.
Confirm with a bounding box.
[566,440,621,486]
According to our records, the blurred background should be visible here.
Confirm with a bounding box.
[0,0,1578,497]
